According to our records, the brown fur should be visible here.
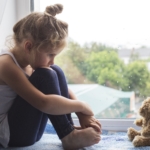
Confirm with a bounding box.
[127,97,150,147]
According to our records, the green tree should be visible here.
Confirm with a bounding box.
[124,61,150,95]
[67,40,89,75]
[55,40,150,97]
[55,45,92,84]
[67,41,117,75]
[85,51,127,89]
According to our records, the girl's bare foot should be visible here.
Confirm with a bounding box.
[61,127,101,150]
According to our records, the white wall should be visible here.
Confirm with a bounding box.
[0,0,17,48]
[0,0,30,49]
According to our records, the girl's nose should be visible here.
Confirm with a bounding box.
[49,58,54,65]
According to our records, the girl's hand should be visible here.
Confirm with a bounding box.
[81,101,94,116]
[77,113,102,133]
[68,88,100,129]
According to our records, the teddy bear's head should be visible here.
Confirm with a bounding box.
[139,97,150,119]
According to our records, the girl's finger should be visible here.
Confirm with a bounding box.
[95,120,101,127]
[88,123,101,133]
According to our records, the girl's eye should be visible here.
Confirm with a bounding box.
[49,54,56,57]
[49,54,54,57]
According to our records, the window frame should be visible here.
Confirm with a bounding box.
[74,119,140,131]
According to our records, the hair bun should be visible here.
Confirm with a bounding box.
[45,4,63,17]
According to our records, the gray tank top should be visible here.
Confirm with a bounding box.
[0,49,27,148]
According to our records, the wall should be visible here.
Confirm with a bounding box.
[0,0,30,49]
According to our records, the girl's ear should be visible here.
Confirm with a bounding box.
[24,41,33,53]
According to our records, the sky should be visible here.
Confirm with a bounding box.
[39,0,150,49]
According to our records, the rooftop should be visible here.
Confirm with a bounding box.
[68,84,134,117]
[118,48,150,58]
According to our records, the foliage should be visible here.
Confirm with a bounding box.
[123,61,150,95]
[55,40,150,97]
[55,47,92,84]
[84,51,127,89]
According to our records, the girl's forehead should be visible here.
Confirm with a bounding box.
[38,46,63,54]
[37,38,67,53]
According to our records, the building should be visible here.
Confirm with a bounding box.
[118,48,150,64]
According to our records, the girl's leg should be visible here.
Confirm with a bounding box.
[33,68,74,141]
[8,96,48,147]
[50,65,101,149]
[8,68,74,147]
[50,65,73,125]
[8,67,100,149]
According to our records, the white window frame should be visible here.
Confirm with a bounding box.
[16,0,30,21]
[15,0,141,132]
[74,119,140,131]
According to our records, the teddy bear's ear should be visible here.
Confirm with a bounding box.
[139,97,150,116]
[146,97,150,102]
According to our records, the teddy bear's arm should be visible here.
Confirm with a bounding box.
[134,118,143,127]
[127,127,141,141]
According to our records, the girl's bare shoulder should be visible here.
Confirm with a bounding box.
[0,54,27,89]
[0,54,22,73]
[0,55,16,84]
[0,54,14,65]
[0,54,17,74]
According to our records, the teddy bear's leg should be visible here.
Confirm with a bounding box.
[141,126,150,137]
[133,135,150,147]
[127,127,141,141]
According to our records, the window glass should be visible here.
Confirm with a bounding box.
[39,0,150,119]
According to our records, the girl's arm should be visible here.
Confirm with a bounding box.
[68,88,101,132]
[0,56,93,116]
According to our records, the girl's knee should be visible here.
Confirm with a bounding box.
[29,68,59,88]
[51,65,64,75]
[29,67,63,95]
[31,68,57,80]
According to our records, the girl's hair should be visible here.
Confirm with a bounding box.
[13,4,68,51]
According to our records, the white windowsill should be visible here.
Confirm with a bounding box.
[73,118,141,131]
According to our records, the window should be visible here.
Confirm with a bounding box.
[34,0,150,131]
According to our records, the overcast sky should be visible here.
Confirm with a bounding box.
[40,0,150,48]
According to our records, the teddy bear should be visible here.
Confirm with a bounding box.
[127,97,150,147]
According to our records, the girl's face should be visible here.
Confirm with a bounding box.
[31,46,64,69]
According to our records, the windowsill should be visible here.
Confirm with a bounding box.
[73,118,141,131]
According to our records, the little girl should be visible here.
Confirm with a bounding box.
[0,4,101,150]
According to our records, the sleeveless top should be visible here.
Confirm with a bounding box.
[0,49,27,148]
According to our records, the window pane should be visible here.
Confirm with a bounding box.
[38,0,150,119]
